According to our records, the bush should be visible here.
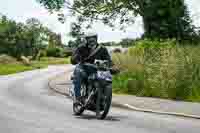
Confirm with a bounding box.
[63,48,73,57]
[46,47,62,57]
[0,54,18,64]
[113,48,122,53]
[112,40,200,102]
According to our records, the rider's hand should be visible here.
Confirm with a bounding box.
[110,67,120,75]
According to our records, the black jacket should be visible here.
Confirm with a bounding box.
[71,45,112,65]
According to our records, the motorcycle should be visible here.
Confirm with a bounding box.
[69,59,113,119]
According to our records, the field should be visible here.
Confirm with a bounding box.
[112,40,200,102]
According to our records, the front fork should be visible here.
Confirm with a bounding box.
[95,88,100,117]
[95,80,107,116]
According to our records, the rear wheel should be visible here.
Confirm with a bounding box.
[96,84,112,119]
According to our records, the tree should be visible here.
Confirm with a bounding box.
[37,0,195,40]
[25,18,43,59]
[67,22,84,48]
[141,0,195,39]
[120,38,135,47]
[69,22,83,38]
[0,15,20,58]
[48,32,63,48]
[0,15,63,60]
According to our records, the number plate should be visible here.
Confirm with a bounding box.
[97,71,112,81]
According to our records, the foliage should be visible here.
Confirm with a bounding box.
[119,38,136,47]
[141,0,195,39]
[0,57,70,75]
[62,48,73,57]
[0,15,64,60]
[100,41,118,46]
[46,47,62,57]
[100,38,136,48]
[37,0,196,40]
[67,22,85,48]
[69,22,83,38]
[113,48,122,53]
[112,40,200,102]
[48,32,63,48]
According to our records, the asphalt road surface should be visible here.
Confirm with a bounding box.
[0,65,199,133]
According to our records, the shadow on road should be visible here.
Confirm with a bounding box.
[75,114,121,122]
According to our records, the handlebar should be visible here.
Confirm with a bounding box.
[82,63,97,69]
[80,62,109,71]
[79,60,120,75]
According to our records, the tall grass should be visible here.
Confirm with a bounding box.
[112,40,200,102]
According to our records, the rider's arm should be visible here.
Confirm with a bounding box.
[102,47,120,74]
[101,47,113,67]
[71,48,81,65]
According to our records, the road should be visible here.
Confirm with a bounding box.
[0,65,199,133]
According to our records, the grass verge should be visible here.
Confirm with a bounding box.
[0,57,70,75]
[0,64,36,75]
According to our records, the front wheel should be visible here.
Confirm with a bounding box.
[72,84,86,116]
[96,84,112,119]
[73,102,84,116]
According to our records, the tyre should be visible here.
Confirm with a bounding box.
[72,84,86,116]
[73,102,84,116]
[96,84,112,119]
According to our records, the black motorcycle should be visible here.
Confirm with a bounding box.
[70,59,113,119]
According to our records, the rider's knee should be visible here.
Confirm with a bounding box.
[74,65,87,79]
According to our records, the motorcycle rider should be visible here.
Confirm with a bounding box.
[71,32,112,104]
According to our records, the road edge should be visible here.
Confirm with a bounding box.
[48,73,200,120]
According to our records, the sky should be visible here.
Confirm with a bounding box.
[0,0,199,44]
